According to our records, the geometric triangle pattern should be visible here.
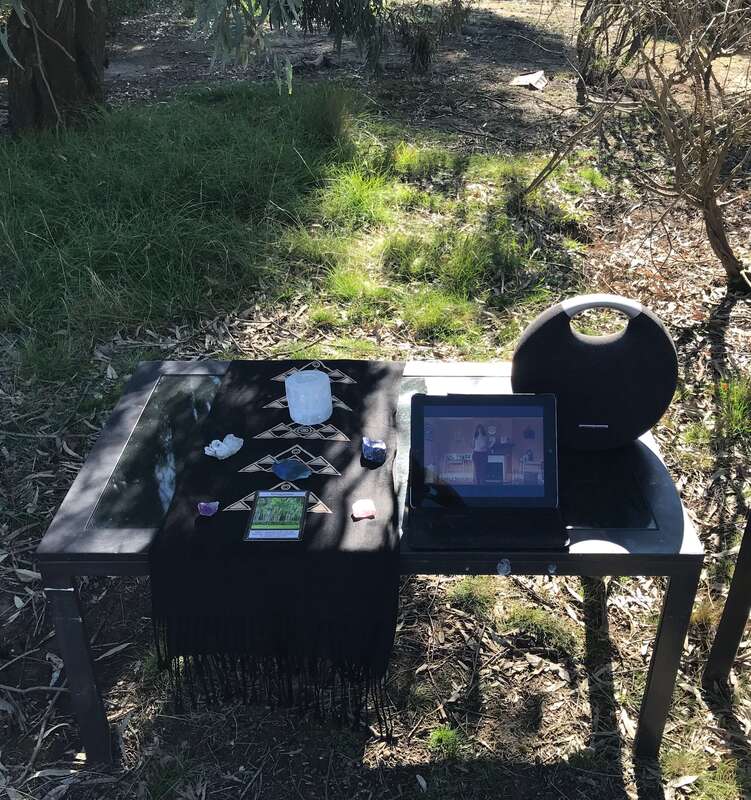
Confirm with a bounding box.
[254,421,350,442]
[270,360,356,385]
[223,481,332,514]
[262,394,353,412]
[238,445,341,476]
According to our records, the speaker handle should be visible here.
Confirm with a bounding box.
[560,294,642,319]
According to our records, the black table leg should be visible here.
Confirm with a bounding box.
[704,515,751,685]
[42,572,113,764]
[633,565,701,758]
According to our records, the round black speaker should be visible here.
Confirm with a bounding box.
[511,294,678,450]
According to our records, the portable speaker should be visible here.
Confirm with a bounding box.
[511,294,678,450]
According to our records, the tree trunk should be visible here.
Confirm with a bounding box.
[8,0,106,133]
[702,195,747,290]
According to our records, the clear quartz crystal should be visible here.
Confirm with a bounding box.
[285,370,333,425]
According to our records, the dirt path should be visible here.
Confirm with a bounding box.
[2,0,577,140]
[104,0,579,148]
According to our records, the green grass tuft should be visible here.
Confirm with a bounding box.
[320,337,380,358]
[505,604,580,655]
[662,750,745,800]
[320,169,393,229]
[327,264,375,301]
[383,224,528,299]
[393,142,457,179]
[465,154,543,189]
[446,576,497,615]
[381,232,431,281]
[427,724,462,759]
[717,375,751,441]
[440,225,527,298]
[309,306,342,328]
[579,165,608,190]
[283,229,349,271]
[682,422,712,447]
[401,287,476,340]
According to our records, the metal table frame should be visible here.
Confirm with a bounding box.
[36,360,704,764]
[704,513,751,685]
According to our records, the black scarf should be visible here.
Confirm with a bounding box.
[150,360,404,726]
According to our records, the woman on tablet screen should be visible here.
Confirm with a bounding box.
[473,424,489,484]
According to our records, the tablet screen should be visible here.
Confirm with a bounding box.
[424,404,546,498]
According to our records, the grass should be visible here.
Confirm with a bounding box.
[427,724,462,759]
[393,142,458,179]
[2,80,587,377]
[682,421,713,447]
[401,288,477,340]
[320,169,393,229]
[446,576,497,615]
[146,755,190,800]
[465,153,545,189]
[1,84,353,375]
[283,228,349,271]
[309,306,342,329]
[381,232,431,280]
[381,223,528,299]
[505,604,580,656]
[717,375,751,441]
[558,161,609,195]
[662,750,744,800]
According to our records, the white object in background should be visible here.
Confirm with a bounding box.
[510,70,548,91]
[285,369,333,425]
[204,433,244,460]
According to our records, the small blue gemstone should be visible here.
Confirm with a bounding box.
[272,459,312,480]
[362,437,387,465]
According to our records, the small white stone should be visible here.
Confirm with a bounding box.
[204,433,244,460]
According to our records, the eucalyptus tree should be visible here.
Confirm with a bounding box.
[2,0,106,132]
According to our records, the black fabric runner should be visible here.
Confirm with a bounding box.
[150,360,404,725]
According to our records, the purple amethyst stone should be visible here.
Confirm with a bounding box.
[197,501,220,517]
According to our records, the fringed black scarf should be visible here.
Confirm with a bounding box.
[149,360,404,729]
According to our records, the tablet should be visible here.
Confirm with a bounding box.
[410,394,558,509]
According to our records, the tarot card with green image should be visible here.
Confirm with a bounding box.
[245,490,308,541]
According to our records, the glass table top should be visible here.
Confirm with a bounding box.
[88,375,221,529]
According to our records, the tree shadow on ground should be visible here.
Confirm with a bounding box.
[699,513,751,798]
[673,289,747,553]
[26,568,670,798]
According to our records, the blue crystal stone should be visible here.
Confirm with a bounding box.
[272,458,312,481]
[362,437,387,465]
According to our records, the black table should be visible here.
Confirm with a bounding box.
[36,360,703,763]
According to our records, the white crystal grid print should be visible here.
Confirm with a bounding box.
[254,422,350,441]
[263,394,352,412]
[223,481,331,514]
[271,361,356,385]
[239,445,341,476]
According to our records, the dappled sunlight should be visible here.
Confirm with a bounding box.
[2,0,750,797]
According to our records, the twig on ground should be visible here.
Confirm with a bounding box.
[19,679,68,782]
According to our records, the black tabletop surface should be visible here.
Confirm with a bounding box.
[36,361,702,575]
